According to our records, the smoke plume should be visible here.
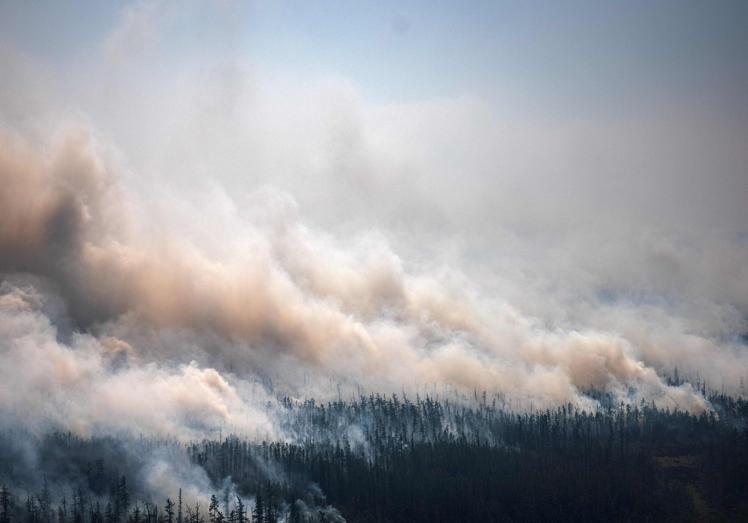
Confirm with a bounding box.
[1,0,747,442]
[0,127,732,441]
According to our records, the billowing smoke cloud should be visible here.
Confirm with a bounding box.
[0,278,278,439]
[0,0,747,441]
[0,127,727,438]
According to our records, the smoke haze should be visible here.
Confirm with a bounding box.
[0,0,747,441]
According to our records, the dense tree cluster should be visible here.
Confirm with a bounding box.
[1,390,747,522]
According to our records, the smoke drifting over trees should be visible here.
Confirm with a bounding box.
[1,1,747,520]
[0,130,730,431]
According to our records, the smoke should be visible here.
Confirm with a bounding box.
[0,1,747,443]
[0,277,278,439]
[0,126,727,433]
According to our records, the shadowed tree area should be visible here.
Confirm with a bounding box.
[1,389,747,522]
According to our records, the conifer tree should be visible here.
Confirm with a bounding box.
[208,496,222,523]
[264,490,275,523]
[0,486,11,523]
[39,479,51,523]
[163,500,174,523]
[288,502,301,523]
[251,494,263,523]
[232,499,244,523]
[59,497,67,523]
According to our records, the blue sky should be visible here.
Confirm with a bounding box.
[2,0,746,114]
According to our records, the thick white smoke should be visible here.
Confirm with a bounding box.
[0,0,746,441]
[0,278,279,439]
[0,127,724,440]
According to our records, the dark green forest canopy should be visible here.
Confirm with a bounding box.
[1,391,747,523]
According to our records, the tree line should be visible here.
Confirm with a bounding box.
[1,389,747,522]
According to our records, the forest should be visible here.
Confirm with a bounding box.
[3,1,748,522]
[1,387,747,523]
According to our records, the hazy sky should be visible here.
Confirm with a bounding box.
[0,1,747,435]
[2,1,747,109]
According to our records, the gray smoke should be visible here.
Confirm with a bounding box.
[1,1,747,445]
